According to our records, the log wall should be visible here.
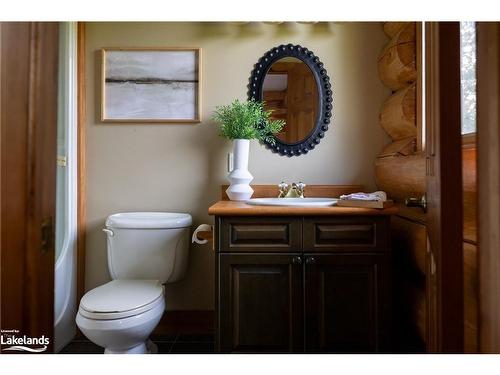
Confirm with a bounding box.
[380,83,416,140]
[376,22,425,351]
[376,22,418,196]
[378,23,417,91]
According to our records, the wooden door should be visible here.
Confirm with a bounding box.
[425,22,464,352]
[304,254,390,353]
[217,253,303,353]
[1,22,59,353]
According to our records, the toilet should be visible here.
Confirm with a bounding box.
[76,212,192,354]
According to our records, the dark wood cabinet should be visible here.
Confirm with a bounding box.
[304,254,390,352]
[217,254,303,352]
[214,215,392,353]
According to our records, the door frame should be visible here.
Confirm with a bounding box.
[476,22,500,354]
[76,22,87,306]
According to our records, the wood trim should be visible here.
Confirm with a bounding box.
[425,22,438,351]
[221,184,364,200]
[416,22,423,151]
[0,26,2,305]
[476,22,500,353]
[100,47,202,123]
[76,22,86,306]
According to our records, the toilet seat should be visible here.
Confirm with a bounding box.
[79,279,164,320]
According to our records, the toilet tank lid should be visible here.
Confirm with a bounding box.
[106,212,192,229]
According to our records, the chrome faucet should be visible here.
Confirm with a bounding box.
[278,181,306,198]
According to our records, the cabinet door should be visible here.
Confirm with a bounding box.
[217,253,303,353]
[304,254,390,353]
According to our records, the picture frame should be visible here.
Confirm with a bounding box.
[101,47,201,123]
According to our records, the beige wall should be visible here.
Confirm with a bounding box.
[85,22,391,310]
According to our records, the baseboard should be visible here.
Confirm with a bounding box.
[153,310,214,335]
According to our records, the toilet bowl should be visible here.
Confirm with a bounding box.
[76,212,192,354]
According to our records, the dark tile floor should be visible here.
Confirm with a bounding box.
[60,333,215,354]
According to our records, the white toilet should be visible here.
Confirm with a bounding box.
[76,212,192,354]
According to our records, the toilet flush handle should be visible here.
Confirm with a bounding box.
[102,228,114,237]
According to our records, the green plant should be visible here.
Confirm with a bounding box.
[212,99,285,145]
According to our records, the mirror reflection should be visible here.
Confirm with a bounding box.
[262,57,319,144]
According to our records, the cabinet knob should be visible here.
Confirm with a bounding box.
[306,256,316,265]
[292,256,302,264]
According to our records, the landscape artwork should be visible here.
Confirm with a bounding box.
[102,48,200,122]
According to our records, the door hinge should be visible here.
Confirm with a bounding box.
[57,155,67,167]
[426,155,435,177]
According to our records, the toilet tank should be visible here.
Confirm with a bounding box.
[104,212,192,284]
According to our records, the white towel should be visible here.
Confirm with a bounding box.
[340,191,387,202]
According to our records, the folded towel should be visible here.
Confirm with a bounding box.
[340,191,387,202]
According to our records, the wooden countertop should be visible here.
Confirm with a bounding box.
[208,200,398,216]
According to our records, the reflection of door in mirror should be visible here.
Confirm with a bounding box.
[262,57,319,144]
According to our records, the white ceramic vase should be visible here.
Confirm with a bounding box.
[226,139,254,201]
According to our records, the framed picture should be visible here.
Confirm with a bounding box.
[101,47,201,123]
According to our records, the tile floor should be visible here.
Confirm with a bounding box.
[60,333,215,354]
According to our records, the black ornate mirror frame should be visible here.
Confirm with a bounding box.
[248,44,332,157]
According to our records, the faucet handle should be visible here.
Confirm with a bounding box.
[296,182,306,198]
[278,181,289,198]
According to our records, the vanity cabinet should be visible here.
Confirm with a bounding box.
[213,212,392,353]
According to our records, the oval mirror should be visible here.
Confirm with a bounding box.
[248,44,332,157]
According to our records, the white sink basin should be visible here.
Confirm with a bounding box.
[246,197,338,207]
